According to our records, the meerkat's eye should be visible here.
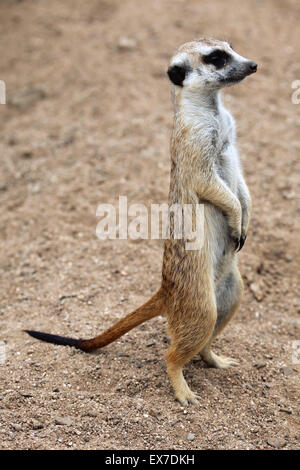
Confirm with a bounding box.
[203,50,230,69]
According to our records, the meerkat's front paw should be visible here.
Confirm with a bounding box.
[228,226,242,252]
[202,350,239,368]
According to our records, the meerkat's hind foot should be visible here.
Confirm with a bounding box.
[172,375,200,406]
[167,363,200,406]
[175,388,200,407]
[201,350,239,369]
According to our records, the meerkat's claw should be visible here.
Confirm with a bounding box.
[217,356,239,368]
[237,234,246,252]
[176,391,199,407]
[234,239,240,252]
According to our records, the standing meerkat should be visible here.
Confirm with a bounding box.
[26,38,257,406]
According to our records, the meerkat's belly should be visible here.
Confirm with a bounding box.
[204,203,234,286]
[206,142,240,284]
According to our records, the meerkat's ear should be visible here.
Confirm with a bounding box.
[167,64,187,87]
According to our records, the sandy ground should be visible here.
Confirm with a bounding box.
[0,0,299,450]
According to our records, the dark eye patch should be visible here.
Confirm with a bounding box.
[167,63,191,87]
[203,50,231,69]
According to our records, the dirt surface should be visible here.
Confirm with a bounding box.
[0,0,299,450]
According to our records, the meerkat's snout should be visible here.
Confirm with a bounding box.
[247,61,258,73]
[241,60,257,78]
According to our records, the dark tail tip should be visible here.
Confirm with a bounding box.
[24,330,83,348]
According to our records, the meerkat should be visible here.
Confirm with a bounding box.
[26,38,257,406]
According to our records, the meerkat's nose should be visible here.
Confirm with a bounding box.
[248,61,257,73]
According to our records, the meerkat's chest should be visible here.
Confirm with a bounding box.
[215,142,235,182]
[214,116,238,191]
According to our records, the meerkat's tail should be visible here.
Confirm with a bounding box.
[25,289,165,352]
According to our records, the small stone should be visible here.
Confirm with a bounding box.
[21,391,34,398]
[281,366,293,376]
[117,37,137,50]
[170,419,179,425]
[255,362,267,370]
[8,88,46,109]
[136,401,144,410]
[31,419,43,430]
[21,151,33,159]
[11,424,22,432]
[55,416,72,426]
[187,432,195,441]
[84,411,97,417]
[279,408,292,415]
[146,339,156,347]
[249,282,264,301]
[267,437,286,449]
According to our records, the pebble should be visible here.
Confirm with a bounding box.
[279,408,292,415]
[281,366,293,376]
[117,37,137,50]
[11,424,22,432]
[21,392,34,398]
[55,416,72,426]
[267,437,286,449]
[255,362,267,370]
[84,411,98,417]
[31,419,43,430]
[8,88,45,109]
[21,151,33,159]
[187,433,195,441]
[249,282,264,301]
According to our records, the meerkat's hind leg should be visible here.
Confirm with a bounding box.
[201,266,243,369]
[166,305,217,406]
[166,345,202,406]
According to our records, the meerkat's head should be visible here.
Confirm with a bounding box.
[167,38,257,93]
